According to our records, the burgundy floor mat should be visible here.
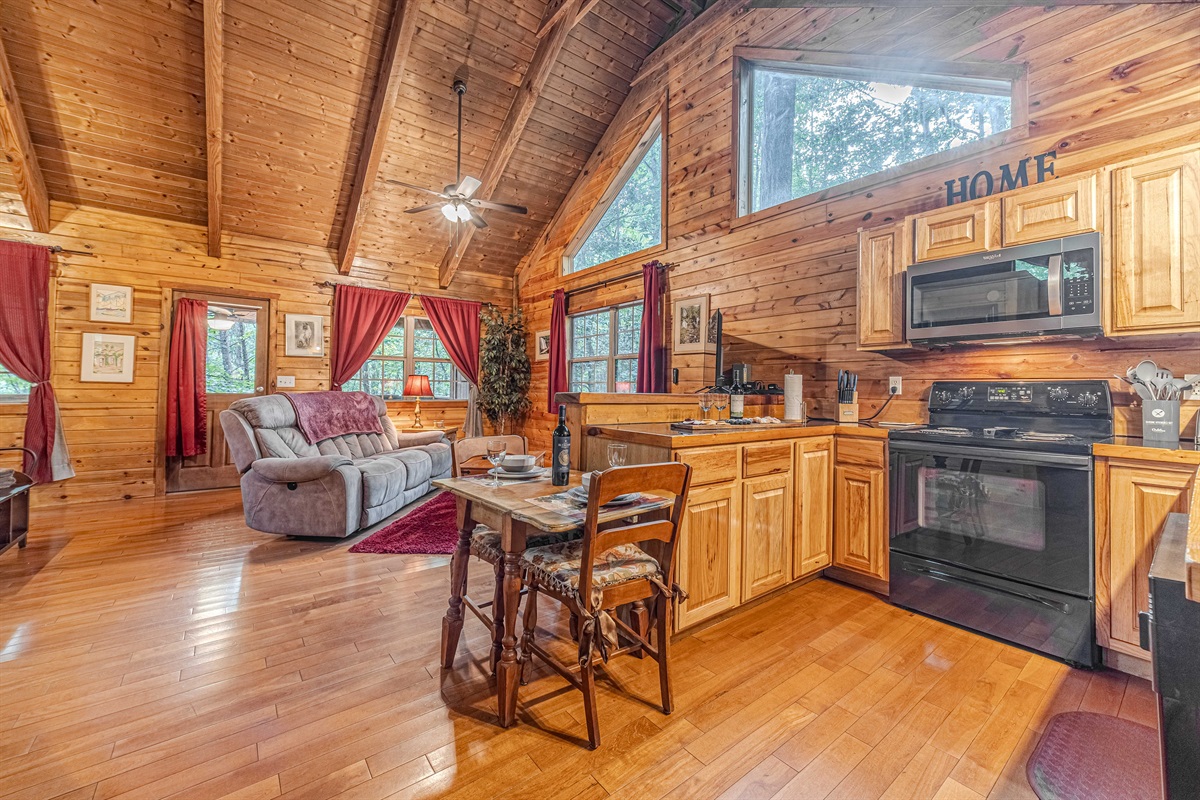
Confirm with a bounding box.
[1027,711,1161,800]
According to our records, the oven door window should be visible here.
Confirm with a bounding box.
[910,257,1053,329]
[890,449,1092,596]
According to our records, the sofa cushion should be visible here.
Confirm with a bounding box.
[317,431,397,460]
[357,456,409,513]
[414,442,452,478]
[256,426,320,459]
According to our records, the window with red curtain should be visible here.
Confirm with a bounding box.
[165,298,208,457]
[331,286,411,390]
[637,261,665,393]
[547,289,568,413]
[421,296,483,436]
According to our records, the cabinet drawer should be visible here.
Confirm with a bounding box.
[914,199,1000,262]
[1002,173,1098,245]
[742,442,792,478]
[675,446,738,486]
[836,437,886,469]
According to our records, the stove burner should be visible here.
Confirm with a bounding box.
[919,427,971,437]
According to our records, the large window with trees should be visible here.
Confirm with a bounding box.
[564,116,664,274]
[738,52,1016,216]
[343,316,469,400]
[568,303,642,393]
[0,366,30,400]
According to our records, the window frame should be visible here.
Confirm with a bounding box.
[345,316,468,401]
[562,110,667,276]
[567,302,643,394]
[732,47,1028,225]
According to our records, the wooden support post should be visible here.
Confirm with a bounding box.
[204,0,224,258]
[0,36,49,233]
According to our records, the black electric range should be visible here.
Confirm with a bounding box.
[888,380,1113,668]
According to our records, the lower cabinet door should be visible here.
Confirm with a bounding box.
[741,473,794,600]
[794,437,833,579]
[675,482,740,630]
[833,463,888,582]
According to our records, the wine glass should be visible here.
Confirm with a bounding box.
[485,439,507,487]
[607,443,627,468]
[712,393,728,421]
[698,393,714,420]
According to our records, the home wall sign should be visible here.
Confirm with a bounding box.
[945,150,1057,205]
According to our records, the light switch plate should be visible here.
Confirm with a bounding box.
[1185,374,1199,401]
[276,375,296,388]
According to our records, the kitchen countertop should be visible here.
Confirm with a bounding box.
[585,421,888,449]
[1093,437,1200,466]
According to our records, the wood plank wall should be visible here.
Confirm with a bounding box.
[0,201,509,507]
[516,2,1200,451]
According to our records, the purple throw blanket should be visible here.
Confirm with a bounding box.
[284,391,384,444]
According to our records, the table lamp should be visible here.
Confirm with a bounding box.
[403,374,433,428]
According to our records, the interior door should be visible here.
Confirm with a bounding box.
[166,292,271,493]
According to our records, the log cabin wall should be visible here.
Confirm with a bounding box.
[0,201,510,507]
[516,2,1200,451]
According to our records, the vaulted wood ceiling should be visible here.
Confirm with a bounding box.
[0,0,682,285]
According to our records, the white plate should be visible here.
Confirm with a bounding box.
[566,486,639,506]
[487,467,547,480]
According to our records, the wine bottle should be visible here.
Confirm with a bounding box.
[551,404,570,487]
[730,384,744,420]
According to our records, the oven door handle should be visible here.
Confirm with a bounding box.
[907,564,1072,615]
[889,440,1093,468]
[1047,253,1063,316]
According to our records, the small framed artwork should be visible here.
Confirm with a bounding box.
[672,295,709,354]
[89,283,133,323]
[81,333,136,383]
[535,330,551,362]
[285,314,324,357]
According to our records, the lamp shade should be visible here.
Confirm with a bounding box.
[403,373,432,398]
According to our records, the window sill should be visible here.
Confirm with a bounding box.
[384,399,468,407]
[0,400,29,415]
[729,124,1030,233]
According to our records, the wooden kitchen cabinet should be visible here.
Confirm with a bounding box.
[913,198,1000,262]
[832,437,889,585]
[1001,172,1098,245]
[1109,148,1200,334]
[857,223,907,350]
[675,482,741,629]
[794,436,833,578]
[741,473,793,600]
[1096,459,1196,659]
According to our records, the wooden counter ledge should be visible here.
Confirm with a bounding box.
[585,421,888,449]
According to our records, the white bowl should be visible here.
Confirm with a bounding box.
[500,455,536,473]
[581,471,600,491]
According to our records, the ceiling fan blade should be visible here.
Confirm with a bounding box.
[385,179,447,199]
[470,198,528,215]
[404,203,444,214]
[456,176,482,198]
[467,209,488,229]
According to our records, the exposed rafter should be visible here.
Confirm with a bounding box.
[0,36,49,233]
[203,0,224,257]
[337,0,422,275]
[438,0,587,288]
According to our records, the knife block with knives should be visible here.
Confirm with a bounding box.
[837,370,859,424]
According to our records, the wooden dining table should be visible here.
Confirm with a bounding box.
[433,470,674,727]
[456,451,546,476]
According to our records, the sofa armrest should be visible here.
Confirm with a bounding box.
[395,431,447,448]
[251,455,353,483]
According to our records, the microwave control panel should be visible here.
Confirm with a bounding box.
[1062,251,1096,315]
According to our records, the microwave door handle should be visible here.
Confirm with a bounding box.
[1047,254,1063,316]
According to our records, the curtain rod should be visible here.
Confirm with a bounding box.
[0,240,97,258]
[562,261,673,300]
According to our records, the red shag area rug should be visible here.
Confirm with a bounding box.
[349,492,459,555]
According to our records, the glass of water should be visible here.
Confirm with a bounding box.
[485,439,507,487]
[607,442,627,468]
[698,393,714,420]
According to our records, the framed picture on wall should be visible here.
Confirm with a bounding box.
[81,333,136,383]
[89,284,133,323]
[672,295,709,354]
[535,330,551,362]
[284,314,324,357]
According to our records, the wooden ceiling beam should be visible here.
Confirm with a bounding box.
[439,0,587,288]
[336,0,422,275]
[0,36,49,233]
[204,0,224,257]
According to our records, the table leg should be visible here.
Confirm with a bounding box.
[440,499,473,669]
[496,517,527,727]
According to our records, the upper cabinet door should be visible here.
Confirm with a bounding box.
[1001,173,1099,245]
[857,223,906,350]
[913,198,1000,262]
[1111,149,1200,334]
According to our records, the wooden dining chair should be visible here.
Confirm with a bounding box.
[450,434,527,477]
[516,462,692,749]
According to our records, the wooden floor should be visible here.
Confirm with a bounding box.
[0,490,1157,800]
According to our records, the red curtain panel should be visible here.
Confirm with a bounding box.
[637,260,665,393]
[547,289,568,413]
[330,286,410,390]
[0,242,63,483]
[421,296,481,384]
[165,298,209,457]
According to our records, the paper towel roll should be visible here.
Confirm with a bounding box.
[784,373,804,421]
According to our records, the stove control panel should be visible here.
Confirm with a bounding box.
[928,380,1113,417]
[988,386,1032,403]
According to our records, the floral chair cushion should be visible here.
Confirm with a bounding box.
[469,527,581,564]
[519,540,661,599]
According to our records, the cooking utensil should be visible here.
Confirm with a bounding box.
[1134,360,1159,386]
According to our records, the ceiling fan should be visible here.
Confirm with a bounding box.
[386,78,528,229]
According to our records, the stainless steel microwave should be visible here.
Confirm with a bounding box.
[906,232,1102,345]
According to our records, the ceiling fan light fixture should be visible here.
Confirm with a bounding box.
[440,202,458,221]
[455,203,472,222]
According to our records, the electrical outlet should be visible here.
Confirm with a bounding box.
[1185,374,1200,401]
[889,376,903,395]
[276,375,296,388]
